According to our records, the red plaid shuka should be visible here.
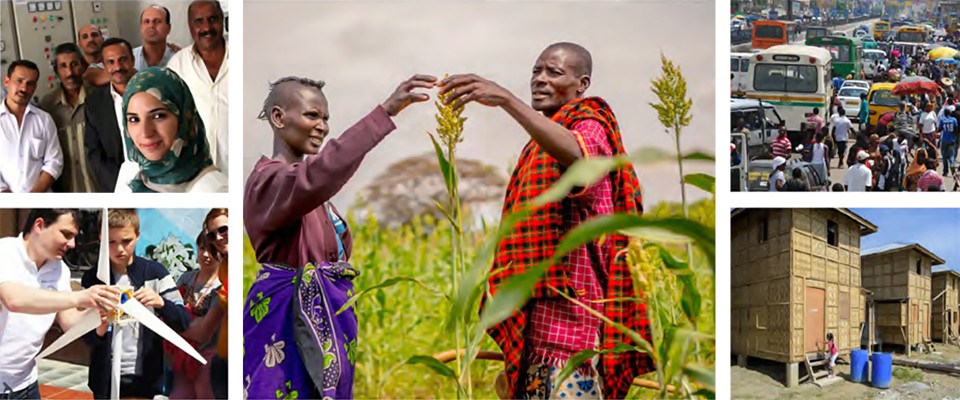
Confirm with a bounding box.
[483,97,653,399]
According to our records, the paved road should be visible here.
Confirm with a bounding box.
[731,18,882,52]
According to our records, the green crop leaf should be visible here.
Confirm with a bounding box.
[428,133,457,196]
[683,173,715,194]
[551,344,636,394]
[407,355,457,380]
[336,276,446,315]
[678,274,702,321]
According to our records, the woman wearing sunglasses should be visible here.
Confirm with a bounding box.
[172,209,230,398]
[203,208,229,399]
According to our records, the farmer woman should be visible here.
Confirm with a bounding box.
[242,74,435,399]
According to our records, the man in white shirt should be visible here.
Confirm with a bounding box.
[845,150,873,191]
[77,25,110,87]
[1,60,63,193]
[769,156,787,191]
[831,108,853,169]
[0,209,119,399]
[920,103,939,143]
[133,5,179,71]
[84,38,137,192]
[166,0,229,176]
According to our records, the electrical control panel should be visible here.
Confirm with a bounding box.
[1,0,21,74]
[70,0,118,40]
[10,0,75,99]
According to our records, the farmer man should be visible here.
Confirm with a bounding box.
[439,42,651,399]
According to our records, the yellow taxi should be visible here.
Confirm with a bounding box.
[867,82,899,128]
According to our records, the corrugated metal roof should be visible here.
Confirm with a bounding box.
[862,242,946,265]
[932,266,960,277]
[862,242,913,256]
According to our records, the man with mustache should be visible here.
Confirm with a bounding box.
[166,0,229,177]
[0,209,120,399]
[133,5,180,71]
[0,60,63,193]
[438,42,651,399]
[84,38,137,192]
[39,43,99,193]
[77,24,110,87]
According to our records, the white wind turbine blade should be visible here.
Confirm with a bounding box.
[118,299,206,364]
[36,308,101,359]
[97,208,110,285]
[111,326,121,400]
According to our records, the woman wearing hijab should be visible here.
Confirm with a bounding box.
[116,67,227,192]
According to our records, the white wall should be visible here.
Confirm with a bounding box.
[243,1,715,208]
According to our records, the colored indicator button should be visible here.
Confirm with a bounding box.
[48,76,53,81]
[40,15,46,22]
[33,16,38,23]
[90,18,95,24]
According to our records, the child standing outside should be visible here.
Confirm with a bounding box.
[827,332,839,378]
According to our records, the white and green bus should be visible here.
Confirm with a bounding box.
[745,45,833,144]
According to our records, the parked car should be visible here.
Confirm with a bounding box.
[745,159,830,191]
[841,80,871,91]
[731,99,784,159]
[837,86,869,121]
[862,49,889,78]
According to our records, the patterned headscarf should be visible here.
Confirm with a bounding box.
[122,67,213,192]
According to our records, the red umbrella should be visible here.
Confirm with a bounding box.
[892,76,939,95]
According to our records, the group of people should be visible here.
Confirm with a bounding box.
[0,208,228,399]
[763,100,955,192]
[756,49,960,192]
[1,1,228,193]
[243,42,651,400]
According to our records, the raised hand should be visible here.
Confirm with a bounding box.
[81,285,120,312]
[439,74,515,110]
[381,74,438,117]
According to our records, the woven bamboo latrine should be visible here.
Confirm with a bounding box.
[732,209,875,363]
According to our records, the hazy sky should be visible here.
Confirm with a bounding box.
[853,208,960,272]
[242,0,715,210]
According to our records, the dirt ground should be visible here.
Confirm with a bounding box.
[731,344,960,400]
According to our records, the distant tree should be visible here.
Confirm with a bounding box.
[355,154,506,227]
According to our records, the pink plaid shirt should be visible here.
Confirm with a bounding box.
[917,169,944,191]
[526,119,613,366]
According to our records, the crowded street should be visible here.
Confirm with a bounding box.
[732,2,960,192]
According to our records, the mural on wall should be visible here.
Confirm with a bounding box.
[135,208,211,282]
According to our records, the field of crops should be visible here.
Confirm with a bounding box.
[243,197,715,399]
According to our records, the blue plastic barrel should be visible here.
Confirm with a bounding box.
[871,352,892,388]
[850,349,869,382]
